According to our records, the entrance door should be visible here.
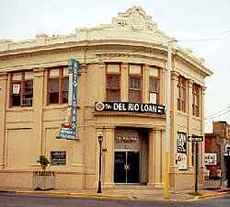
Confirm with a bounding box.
[114,151,140,183]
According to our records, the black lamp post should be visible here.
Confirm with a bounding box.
[97,133,103,193]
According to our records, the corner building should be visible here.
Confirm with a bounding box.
[0,7,212,191]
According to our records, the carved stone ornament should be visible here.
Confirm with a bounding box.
[112,6,158,32]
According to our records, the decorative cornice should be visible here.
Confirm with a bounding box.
[0,6,213,77]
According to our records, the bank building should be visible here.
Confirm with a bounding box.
[0,7,212,191]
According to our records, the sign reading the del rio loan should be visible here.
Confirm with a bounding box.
[95,102,165,115]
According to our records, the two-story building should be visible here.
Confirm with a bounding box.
[0,7,212,191]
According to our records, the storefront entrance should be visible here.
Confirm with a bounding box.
[114,128,148,184]
[114,151,139,183]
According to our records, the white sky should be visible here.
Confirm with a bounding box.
[1,0,230,132]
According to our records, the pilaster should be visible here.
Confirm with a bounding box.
[121,63,128,101]
[148,129,155,186]
[170,71,179,169]
[0,73,8,169]
[188,79,193,168]
[33,68,45,161]
[103,127,114,188]
[143,64,149,103]
[159,68,165,105]
[154,130,163,187]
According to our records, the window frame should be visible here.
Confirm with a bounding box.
[105,63,121,102]
[192,83,200,117]
[10,71,33,107]
[47,67,69,105]
[149,67,160,104]
[177,76,186,113]
[128,64,143,103]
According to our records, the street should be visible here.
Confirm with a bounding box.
[0,193,230,207]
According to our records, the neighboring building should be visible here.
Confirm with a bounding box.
[205,121,230,187]
[0,7,212,191]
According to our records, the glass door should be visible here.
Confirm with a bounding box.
[114,151,140,183]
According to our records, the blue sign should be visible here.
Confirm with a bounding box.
[57,59,80,140]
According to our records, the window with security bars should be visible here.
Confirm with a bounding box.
[47,67,68,104]
[177,76,186,112]
[192,83,200,117]
[10,71,33,107]
[149,67,159,104]
[106,64,121,102]
[129,65,142,103]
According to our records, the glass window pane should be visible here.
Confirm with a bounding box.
[48,79,59,93]
[48,78,59,104]
[25,71,33,80]
[106,89,120,102]
[149,77,159,92]
[129,90,141,103]
[22,80,33,106]
[129,65,141,74]
[49,69,60,78]
[63,67,69,77]
[107,64,120,73]
[149,67,159,77]
[12,73,22,81]
[62,77,68,103]
[129,77,140,89]
[107,75,120,89]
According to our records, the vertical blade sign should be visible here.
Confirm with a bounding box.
[56,59,80,140]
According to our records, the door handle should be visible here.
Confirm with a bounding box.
[124,164,130,170]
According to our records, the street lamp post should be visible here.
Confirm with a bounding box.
[97,133,103,193]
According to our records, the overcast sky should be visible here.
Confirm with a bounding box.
[1,0,230,132]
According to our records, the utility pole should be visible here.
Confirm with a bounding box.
[164,39,176,199]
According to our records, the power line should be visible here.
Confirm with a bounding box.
[205,105,230,119]
[205,109,230,121]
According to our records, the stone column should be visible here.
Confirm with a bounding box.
[188,79,194,168]
[154,130,163,187]
[121,63,128,102]
[148,129,155,186]
[103,127,114,188]
[33,68,45,162]
[0,73,8,169]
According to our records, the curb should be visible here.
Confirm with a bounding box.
[14,190,130,201]
[187,191,230,201]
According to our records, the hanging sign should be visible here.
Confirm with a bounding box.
[188,135,203,142]
[57,59,80,140]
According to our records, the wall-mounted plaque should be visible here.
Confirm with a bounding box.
[50,151,66,165]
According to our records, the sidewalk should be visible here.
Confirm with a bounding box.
[0,187,229,202]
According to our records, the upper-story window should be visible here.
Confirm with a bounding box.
[47,67,68,105]
[10,71,33,107]
[149,67,160,104]
[192,83,200,117]
[129,65,142,103]
[106,64,121,102]
[177,76,186,113]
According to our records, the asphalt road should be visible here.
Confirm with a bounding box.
[0,193,230,207]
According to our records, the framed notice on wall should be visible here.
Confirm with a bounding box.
[176,132,188,170]
[50,151,66,165]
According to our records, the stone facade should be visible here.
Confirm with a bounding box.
[0,7,212,191]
